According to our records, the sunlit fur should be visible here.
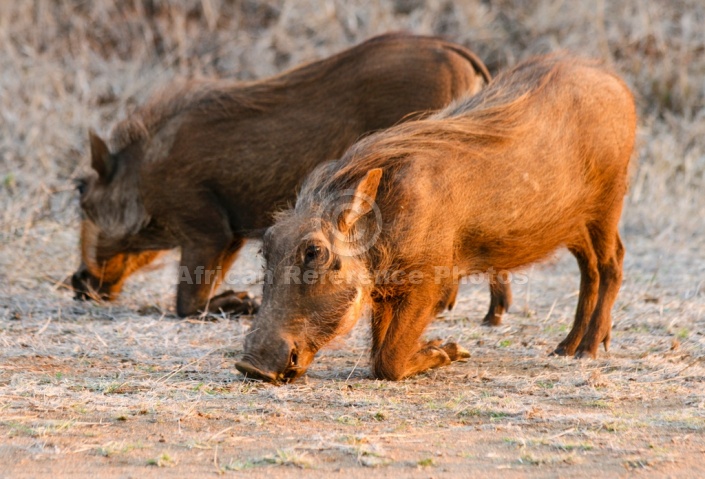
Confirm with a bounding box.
[246,54,637,381]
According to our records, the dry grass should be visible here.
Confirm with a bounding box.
[1,0,704,477]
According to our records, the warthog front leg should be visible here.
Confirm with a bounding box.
[371,292,470,381]
[176,238,258,317]
[72,250,163,302]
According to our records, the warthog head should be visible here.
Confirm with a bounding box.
[71,131,154,301]
[236,168,383,383]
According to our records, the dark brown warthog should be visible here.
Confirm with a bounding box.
[237,54,636,383]
[71,33,493,317]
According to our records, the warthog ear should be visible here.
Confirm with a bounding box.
[89,129,115,182]
[339,168,382,233]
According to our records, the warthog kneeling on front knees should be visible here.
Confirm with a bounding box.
[70,33,494,317]
[237,54,636,383]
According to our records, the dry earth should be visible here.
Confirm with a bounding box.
[1,236,704,477]
[1,1,704,477]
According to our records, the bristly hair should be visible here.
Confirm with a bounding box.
[106,39,364,154]
[107,32,481,156]
[107,75,312,155]
[303,53,605,199]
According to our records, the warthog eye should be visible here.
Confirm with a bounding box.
[305,245,321,262]
[302,241,330,268]
[75,178,88,196]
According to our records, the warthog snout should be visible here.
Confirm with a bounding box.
[234,360,281,383]
[236,333,311,385]
[71,264,113,301]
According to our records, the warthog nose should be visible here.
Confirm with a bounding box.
[277,348,301,382]
[71,271,90,300]
[234,360,279,384]
[71,269,111,301]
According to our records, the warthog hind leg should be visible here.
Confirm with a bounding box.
[483,277,512,326]
[552,225,599,356]
[575,232,624,358]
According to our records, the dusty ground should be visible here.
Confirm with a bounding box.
[1,234,704,477]
[1,0,704,477]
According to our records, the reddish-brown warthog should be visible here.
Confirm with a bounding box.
[236,54,637,383]
[71,33,492,317]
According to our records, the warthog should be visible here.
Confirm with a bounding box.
[71,33,492,317]
[237,54,637,383]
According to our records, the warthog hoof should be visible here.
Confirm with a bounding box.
[481,313,503,327]
[549,346,570,357]
[574,348,597,359]
[440,342,471,361]
[209,290,259,316]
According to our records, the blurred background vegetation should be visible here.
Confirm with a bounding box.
[1,0,703,244]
